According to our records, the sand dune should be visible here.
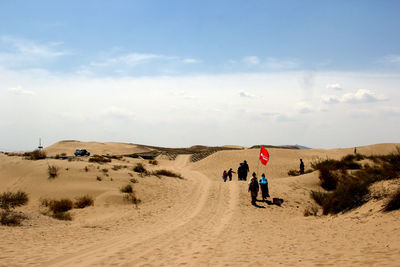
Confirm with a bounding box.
[0,142,399,266]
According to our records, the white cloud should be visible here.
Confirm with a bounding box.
[182,58,200,64]
[383,55,400,64]
[243,56,260,65]
[0,36,68,67]
[7,86,35,95]
[322,95,340,104]
[264,57,299,70]
[239,91,255,98]
[90,53,162,67]
[326,83,342,90]
[102,106,134,119]
[341,89,386,103]
[322,89,386,104]
[295,102,313,114]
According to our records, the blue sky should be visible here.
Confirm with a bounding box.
[0,1,400,150]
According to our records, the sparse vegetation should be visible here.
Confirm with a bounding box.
[130,178,138,183]
[123,192,141,207]
[52,211,72,221]
[152,169,183,179]
[48,165,60,179]
[74,195,94,209]
[133,163,147,173]
[0,191,29,226]
[0,191,29,210]
[0,211,28,226]
[41,198,73,213]
[96,176,102,181]
[84,166,89,172]
[25,150,47,160]
[149,160,158,165]
[120,184,133,193]
[89,155,111,164]
[288,169,299,176]
[311,150,400,215]
[41,195,94,220]
[383,188,400,212]
[102,168,109,173]
[304,205,319,217]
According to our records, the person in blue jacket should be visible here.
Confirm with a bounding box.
[259,173,269,201]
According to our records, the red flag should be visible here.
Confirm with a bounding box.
[259,145,269,165]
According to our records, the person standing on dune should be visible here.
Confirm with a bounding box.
[222,170,228,182]
[259,173,269,201]
[227,168,235,181]
[248,172,259,205]
[237,163,243,181]
[242,160,249,181]
[299,159,305,175]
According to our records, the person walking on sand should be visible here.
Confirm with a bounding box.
[227,168,235,181]
[237,163,243,181]
[299,159,305,175]
[259,173,269,201]
[248,172,259,205]
[222,170,228,182]
[242,160,250,181]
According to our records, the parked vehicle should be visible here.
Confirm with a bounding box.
[74,149,90,156]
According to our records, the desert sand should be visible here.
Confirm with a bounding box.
[0,142,399,266]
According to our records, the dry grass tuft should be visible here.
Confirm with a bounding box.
[48,165,60,179]
[133,163,147,173]
[74,195,94,209]
[120,184,133,193]
[24,149,47,160]
[149,160,158,165]
[152,169,183,179]
[304,205,319,217]
[384,188,400,212]
[123,192,141,207]
[0,191,29,226]
[0,191,29,210]
[0,211,28,226]
[89,155,111,164]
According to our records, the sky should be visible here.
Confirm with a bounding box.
[1,0,400,151]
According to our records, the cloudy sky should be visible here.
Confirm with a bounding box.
[1,0,400,151]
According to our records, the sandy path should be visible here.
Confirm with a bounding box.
[42,155,240,266]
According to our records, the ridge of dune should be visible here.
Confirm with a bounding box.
[0,142,399,266]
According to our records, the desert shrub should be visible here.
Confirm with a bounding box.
[310,191,329,206]
[112,165,122,171]
[25,150,47,160]
[48,165,60,179]
[0,191,29,210]
[383,188,400,212]
[61,153,67,156]
[84,166,89,172]
[55,154,60,159]
[288,169,300,176]
[304,205,319,217]
[52,212,72,221]
[123,193,141,207]
[96,176,102,181]
[130,178,138,183]
[149,160,158,165]
[152,169,183,179]
[42,198,73,213]
[74,195,94,209]
[0,211,28,226]
[318,165,339,191]
[120,184,133,193]
[89,155,111,164]
[102,168,109,173]
[133,163,146,173]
